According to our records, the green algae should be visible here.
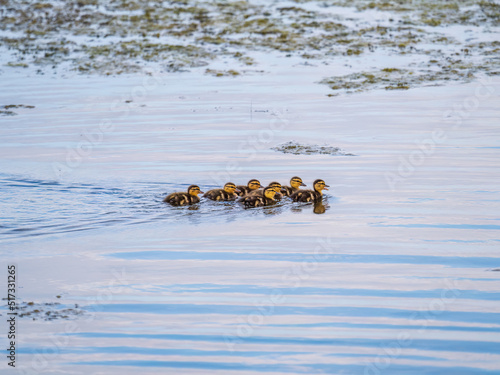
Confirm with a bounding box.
[6,61,29,68]
[315,0,500,27]
[0,0,498,94]
[205,68,240,77]
[0,104,35,116]
[322,69,410,94]
[321,58,490,95]
[8,298,86,321]
[0,0,387,74]
[272,141,355,156]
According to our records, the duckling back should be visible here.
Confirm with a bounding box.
[236,185,252,197]
[281,186,295,197]
[163,192,200,206]
[241,194,275,208]
[282,185,303,198]
[245,188,264,197]
[290,190,321,203]
[204,189,238,201]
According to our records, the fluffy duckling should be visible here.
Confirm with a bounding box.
[290,179,329,203]
[204,182,240,201]
[241,186,277,208]
[236,179,262,197]
[281,176,307,197]
[246,181,283,200]
[163,185,204,206]
[268,181,282,192]
[266,181,283,200]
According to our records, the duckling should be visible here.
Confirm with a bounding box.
[267,181,283,200]
[290,179,329,203]
[281,176,307,197]
[241,186,277,208]
[163,185,204,206]
[204,182,240,201]
[236,179,262,197]
[247,181,283,200]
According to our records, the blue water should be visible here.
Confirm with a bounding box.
[1,56,500,375]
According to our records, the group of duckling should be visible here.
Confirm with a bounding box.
[163,177,330,208]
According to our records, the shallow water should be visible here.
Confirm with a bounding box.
[2,4,500,374]
[2,68,499,374]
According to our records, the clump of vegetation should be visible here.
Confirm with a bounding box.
[0,0,498,94]
[205,68,240,77]
[479,1,500,22]
[321,56,496,94]
[0,104,35,116]
[321,68,411,94]
[6,62,29,68]
[272,141,355,156]
[4,298,86,321]
[313,0,500,27]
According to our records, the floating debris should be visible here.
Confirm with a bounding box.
[205,68,240,77]
[321,63,492,95]
[0,104,35,116]
[0,110,16,116]
[12,299,86,321]
[271,141,356,156]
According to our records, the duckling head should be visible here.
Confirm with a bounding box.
[263,186,277,200]
[188,185,203,196]
[268,181,282,193]
[223,182,239,194]
[247,179,262,190]
[313,179,330,194]
[290,176,306,189]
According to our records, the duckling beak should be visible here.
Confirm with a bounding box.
[323,184,330,190]
[199,191,205,194]
[301,182,307,186]
[235,188,241,193]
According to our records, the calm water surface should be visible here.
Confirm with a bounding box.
[1,56,500,374]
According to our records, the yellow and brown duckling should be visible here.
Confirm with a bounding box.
[236,179,262,197]
[268,181,283,200]
[163,185,204,206]
[290,179,329,203]
[247,181,283,200]
[204,182,240,201]
[281,176,307,197]
[241,186,277,208]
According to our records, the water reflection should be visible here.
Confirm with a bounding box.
[290,199,330,215]
[313,200,327,214]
